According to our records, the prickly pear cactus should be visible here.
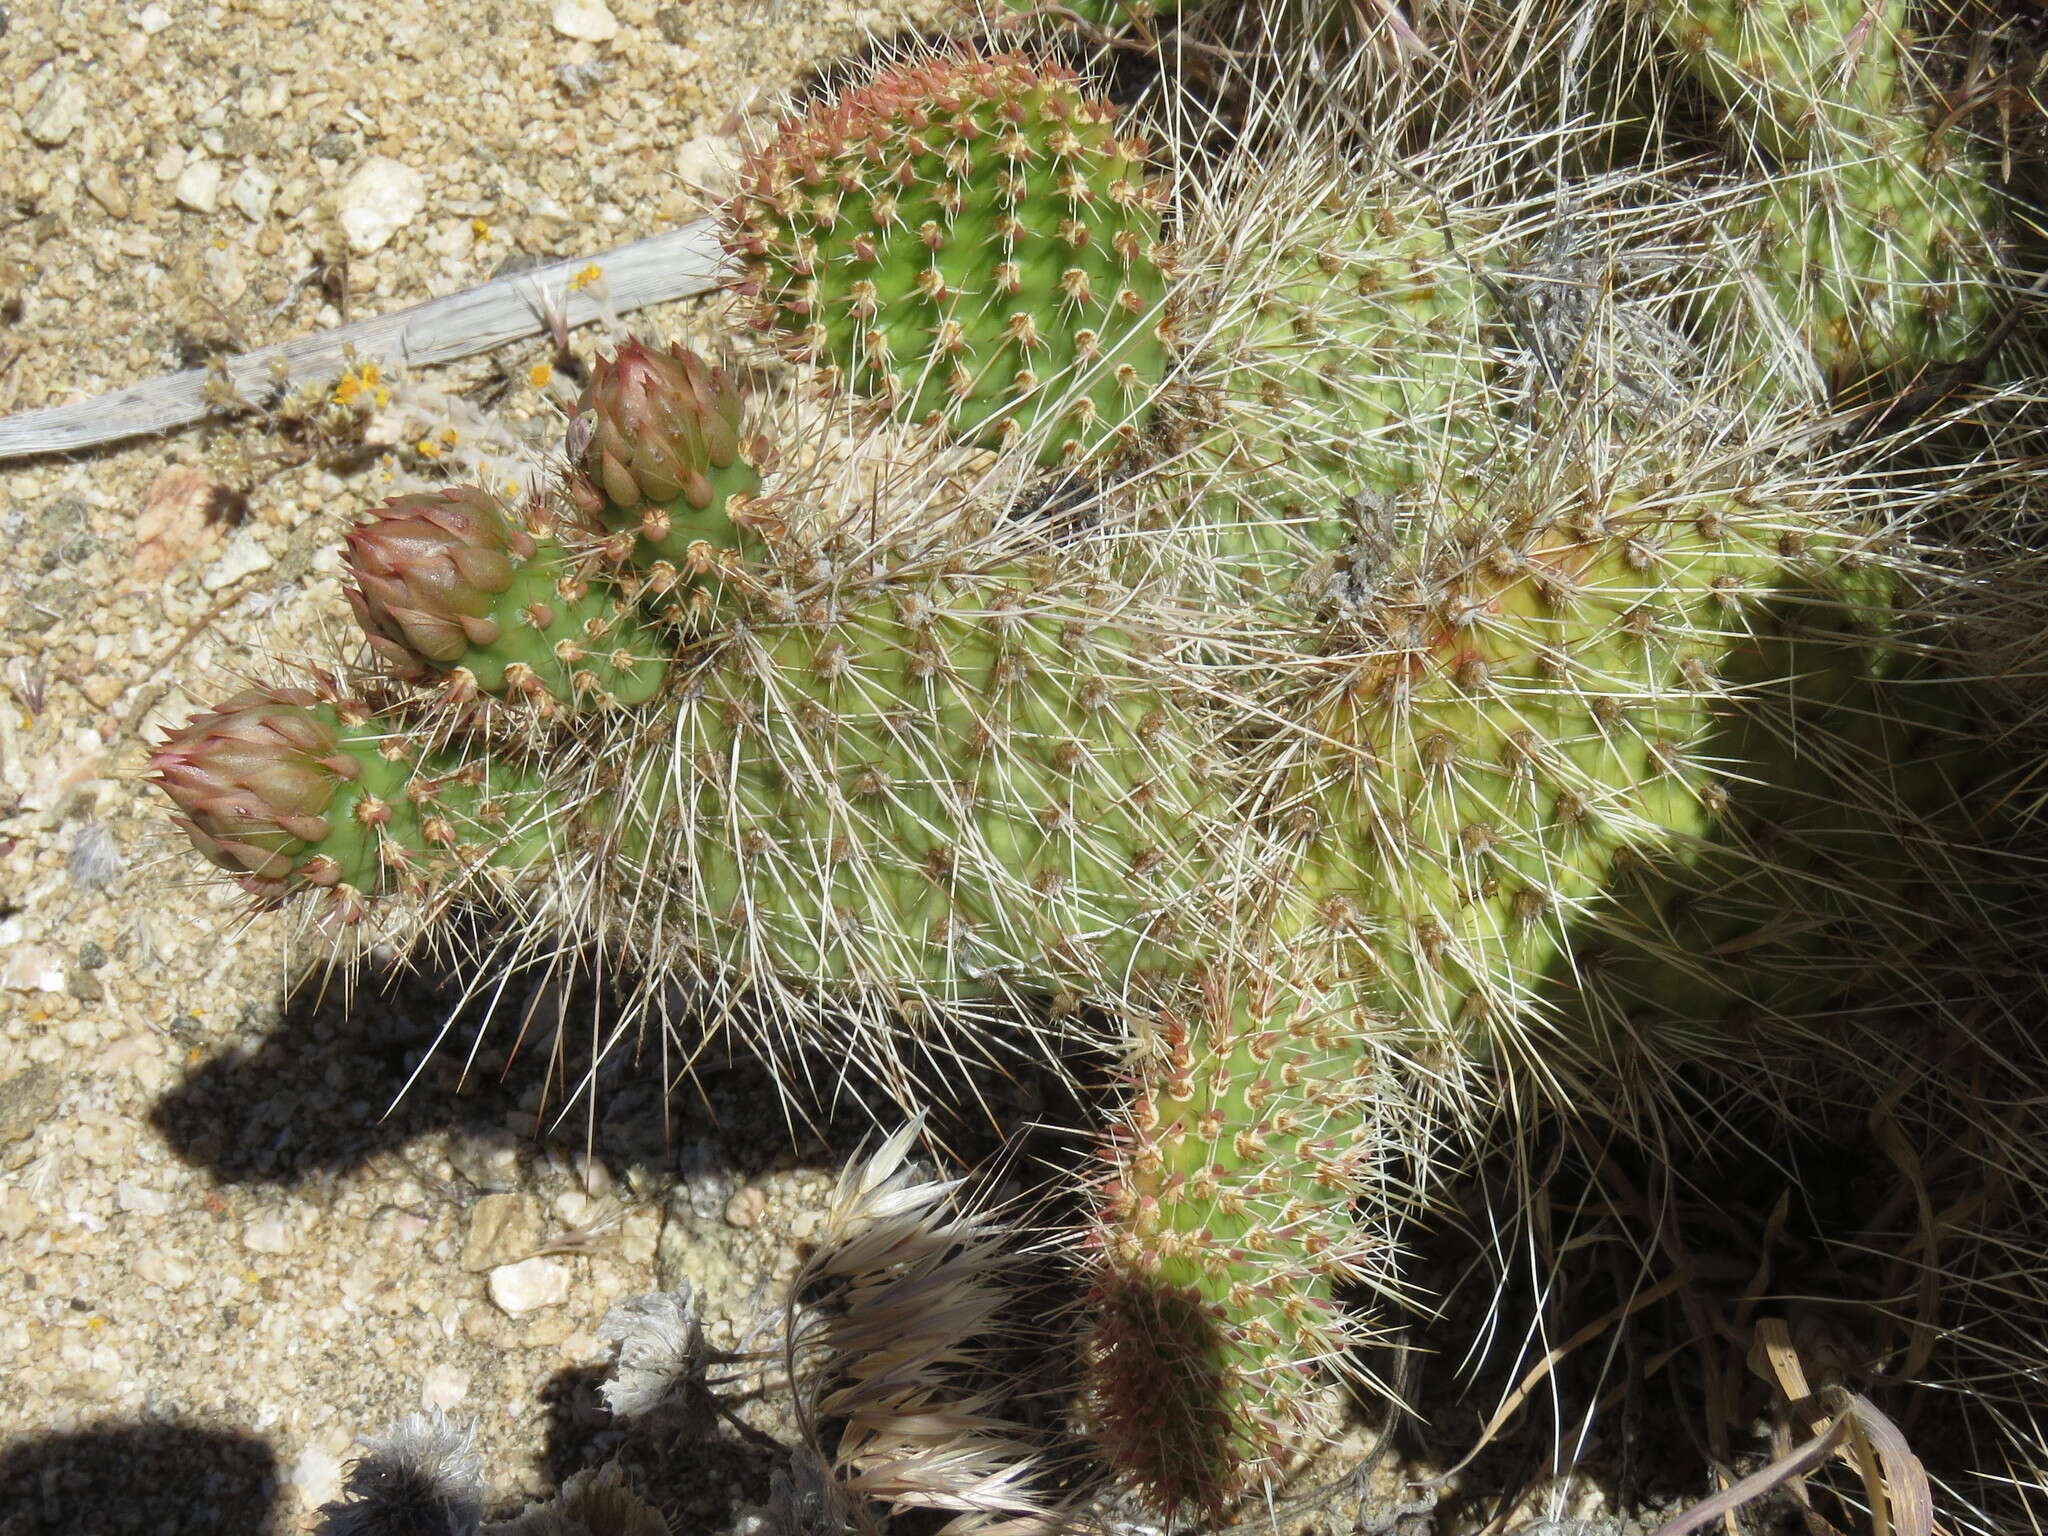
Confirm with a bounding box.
[144,22,2042,1533]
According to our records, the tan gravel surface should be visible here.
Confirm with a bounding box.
[0,1,954,1530]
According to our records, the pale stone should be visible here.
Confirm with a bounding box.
[84,168,130,220]
[1,946,66,994]
[242,1214,294,1254]
[24,73,86,148]
[420,1361,470,1411]
[336,156,426,255]
[115,1180,170,1217]
[138,3,175,34]
[461,1193,543,1272]
[201,529,275,592]
[723,1184,765,1229]
[133,466,225,582]
[175,158,222,214]
[489,1256,572,1314]
[288,1445,344,1507]
[229,165,276,223]
[551,0,619,42]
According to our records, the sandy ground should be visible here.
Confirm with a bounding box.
[0,2,963,1530]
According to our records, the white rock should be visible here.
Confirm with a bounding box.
[488,1256,571,1314]
[242,1213,294,1254]
[673,134,737,195]
[287,1444,344,1507]
[201,529,275,592]
[421,1361,471,1411]
[175,158,222,214]
[138,3,175,34]
[115,1180,170,1217]
[551,0,619,42]
[337,156,426,255]
[229,165,276,223]
[1,946,66,994]
[24,73,87,148]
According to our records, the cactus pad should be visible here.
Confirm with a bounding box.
[727,50,1178,461]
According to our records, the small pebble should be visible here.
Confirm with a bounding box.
[242,1214,294,1254]
[551,0,619,42]
[1,946,66,994]
[115,1180,170,1217]
[201,529,275,592]
[24,72,85,147]
[336,156,426,255]
[420,1361,471,1411]
[723,1184,766,1229]
[287,1445,344,1508]
[229,165,276,223]
[0,1063,62,1147]
[488,1256,571,1314]
[175,158,222,214]
[461,1192,543,1272]
[137,2,173,33]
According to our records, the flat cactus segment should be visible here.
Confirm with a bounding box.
[567,339,767,572]
[1654,0,1909,157]
[1643,0,2002,384]
[1286,472,1796,1047]
[1167,188,1496,585]
[1722,130,1998,386]
[1086,960,1396,1519]
[1083,459,1894,1502]
[727,49,1178,462]
[147,688,558,921]
[613,558,1233,998]
[346,487,668,708]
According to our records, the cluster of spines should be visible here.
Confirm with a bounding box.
[725,48,1180,462]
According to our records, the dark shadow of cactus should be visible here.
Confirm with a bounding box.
[0,1422,279,1536]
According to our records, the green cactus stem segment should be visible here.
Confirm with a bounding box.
[1164,191,1495,591]
[1085,468,1887,1507]
[726,49,1178,463]
[1086,960,1386,1520]
[628,560,1225,996]
[1647,0,2000,385]
[346,487,667,708]
[148,688,559,921]
[568,339,767,575]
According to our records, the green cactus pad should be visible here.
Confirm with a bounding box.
[1722,130,1997,387]
[1645,0,2001,385]
[1085,460,1893,1504]
[727,49,1178,463]
[346,488,668,709]
[603,545,1232,1000]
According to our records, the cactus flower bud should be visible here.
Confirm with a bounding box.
[347,487,533,677]
[147,688,361,899]
[572,339,760,569]
[345,486,666,707]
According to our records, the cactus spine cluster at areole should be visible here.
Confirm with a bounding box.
[147,2,2048,1527]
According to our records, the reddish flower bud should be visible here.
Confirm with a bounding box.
[574,339,745,520]
[345,487,531,677]
[147,688,359,889]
